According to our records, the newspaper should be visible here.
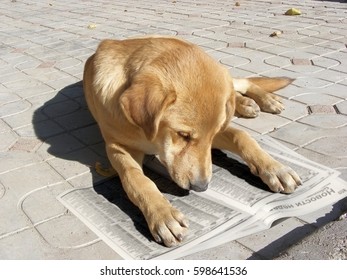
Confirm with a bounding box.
[58,135,347,259]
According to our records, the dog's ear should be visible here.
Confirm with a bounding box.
[120,81,176,141]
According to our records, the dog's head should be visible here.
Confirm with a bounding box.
[120,52,235,192]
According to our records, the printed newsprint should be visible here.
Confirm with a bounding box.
[58,135,347,259]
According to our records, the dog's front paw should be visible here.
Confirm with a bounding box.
[259,94,284,114]
[252,160,302,193]
[146,203,189,247]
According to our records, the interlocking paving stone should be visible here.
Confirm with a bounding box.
[0,162,64,199]
[0,0,346,260]
[9,137,42,152]
[308,105,337,114]
[35,213,99,248]
[335,101,347,115]
[304,136,347,158]
[0,130,18,151]
[0,184,30,237]
[291,58,312,65]
[298,114,347,129]
[234,113,291,134]
[237,218,316,259]
[0,100,31,118]
[292,93,343,106]
[20,182,72,224]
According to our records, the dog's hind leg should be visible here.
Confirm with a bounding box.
[233,77,293,114]
[235,91,260,118]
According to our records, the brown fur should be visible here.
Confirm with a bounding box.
[83,36,301,247]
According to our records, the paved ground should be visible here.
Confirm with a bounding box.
[0,0,346,259]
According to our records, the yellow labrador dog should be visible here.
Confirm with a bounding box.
[83,36,301,247]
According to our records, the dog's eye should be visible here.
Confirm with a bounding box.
[177,131,191,142]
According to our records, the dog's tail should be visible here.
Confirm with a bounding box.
[233,77,294,94]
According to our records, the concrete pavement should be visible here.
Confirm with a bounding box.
[0,0,346,259]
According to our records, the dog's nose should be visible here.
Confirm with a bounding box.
[189,179,210,192]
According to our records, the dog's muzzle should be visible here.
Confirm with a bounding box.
[189,179,210,192]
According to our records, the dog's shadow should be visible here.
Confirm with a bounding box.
[33,81,267,242]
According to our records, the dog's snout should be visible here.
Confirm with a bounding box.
[189,179,210,192]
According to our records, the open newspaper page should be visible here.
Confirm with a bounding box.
[58,136,347,259]
[182,177,347,258]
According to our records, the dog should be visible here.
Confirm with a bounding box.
[83,36,301,247]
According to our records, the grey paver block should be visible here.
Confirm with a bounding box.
[36,133,85,160]
[29,90,69,107]
[299,199,347,227]
[67,171,109,189]
[312,56,341,68]
[42,99,81,118]
[0,150,43,174]
[308,104,336,114]
[54,58,83,71]
[0,229,48,259]
[64,240,122,260]
[310,69,346,83]
[298,114,347,129]
[54,109,95,130]
[280,99,308,121]
[0,130,17,151]
[0,0,346,260]
[0,119,10,133]
[181,240,258,260]
[20,182,72,225]
[15,58,43,71]
[35,213,99,248]
[237,52,277,74]
[269,121,328,147]
[0,162,63,198]
[304,136,347,158]
[15,120,64,139]
[42,75,80,91]
[285,64,323,75]
[71,124,103,146]
[237,218,316,259]
[21,69,66,83]
[226,42,246,48]
[280,50,316,60]
[0,182,4,199]
[48,148,100,180]
[295,147,347,171]
[263,56,292,68]
[220,55,251,68]
[4,78,44,91]
[336,101,347,115]
[9,137,42,152]
[292,92,343,106]
[14,84,54,99]
[318,40,346,51]
[234,113,290,134]
[242,40,273,51]
[277,214,347,260]
[37,61,56,69]
[293,77,334,89]
[322,83,347,99]
[260,45,293,55]
[0,92,20,106]
[0,184,29,236]
[0,100,31,118]
[291,58,312,65]
[3,108,47,130]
